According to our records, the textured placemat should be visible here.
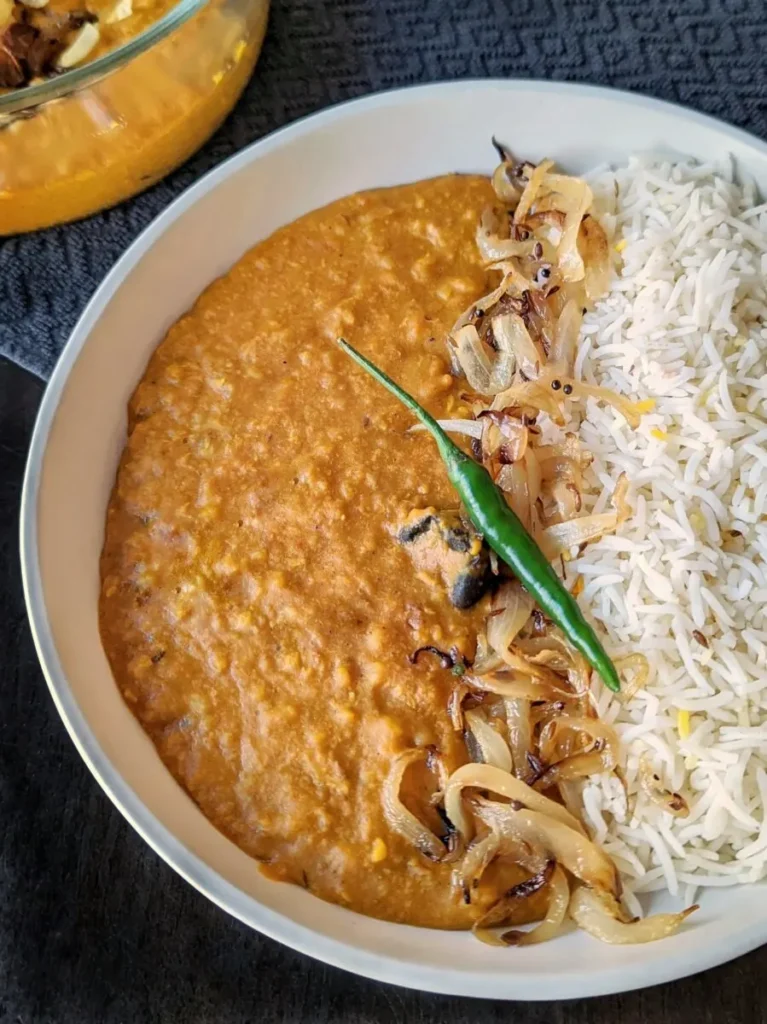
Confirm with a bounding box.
[1,0,766,379]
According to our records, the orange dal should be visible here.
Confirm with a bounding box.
[100,174,538,928]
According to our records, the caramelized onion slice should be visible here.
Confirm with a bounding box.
[539,750,613,787]
[495,460,532,531]
[476,212,534,263]
[541,513,618,561]
[453,830,502,904]
[514,635,576,673]
[492,312,541,379]
[452,323,516,395]
[615,652,650,701]
[532,366,654,430]
[383,749,446,861]
[465,710,513,773]
[436,418,484,439]
[470,671,574,704]
[547,299,583,379]
[486,580,534,661]
[472,630,506,675]
[409,418,484,440]
[541,472,583,527]
[569,887,697,945]
[475,799,618,894]
[515,647,571,674]
[451,277,514,334]
[514,159,555,223]
[504,697,533,781]
[522,209,566,242]
[504,864,570,946]
[525,448,542,536]
[576,382,655,429]
[500,645,572,687]
[452,324,496,393]
[491,378,567,424]
[491,161,524,204]
[444,764,585,839]
[473,859,555,940]
[540,716,621,768]
[638,756,690,818]
[540,454,585,493]
[540,473,630,560]
[485,259,536,296]
[545,173,593,282]
[557,779,586,822]
[578,215,611,301]
[471,925,511,947]
[536,432,593,470]
[477,409,529,463]
[448,681,471,732]
[507,626,593,698]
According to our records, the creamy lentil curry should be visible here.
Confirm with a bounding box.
[101,174,544,927]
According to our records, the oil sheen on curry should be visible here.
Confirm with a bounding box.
[100,174,547,928]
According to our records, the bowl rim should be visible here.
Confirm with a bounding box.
[20,79,767,1000]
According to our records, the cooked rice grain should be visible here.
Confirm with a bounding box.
[573,156,767,897]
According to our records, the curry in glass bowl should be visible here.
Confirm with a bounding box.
[0,0,269,233]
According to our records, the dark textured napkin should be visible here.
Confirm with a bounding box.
[2,0,767,380]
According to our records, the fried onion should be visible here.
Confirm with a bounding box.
[383,749,446,861]
[569,887,697,945]
[444,763,585,839]
[638,755,690,818]
[474,799,618,894]
[464,709,513,773]
[503,863,570,946]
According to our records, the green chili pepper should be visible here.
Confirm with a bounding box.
[337,338,621,693]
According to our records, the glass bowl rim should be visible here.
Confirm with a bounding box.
[0,0,206,114]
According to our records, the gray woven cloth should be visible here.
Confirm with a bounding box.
[2,0,766,379]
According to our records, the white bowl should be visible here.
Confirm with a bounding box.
[21,80,767,1000]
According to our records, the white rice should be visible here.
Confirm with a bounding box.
[570,155,767,903]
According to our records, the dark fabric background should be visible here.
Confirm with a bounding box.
[2,0,767,377]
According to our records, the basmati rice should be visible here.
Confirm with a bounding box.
[571,156,767,901]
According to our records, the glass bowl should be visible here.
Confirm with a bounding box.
[0,0,269,235]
